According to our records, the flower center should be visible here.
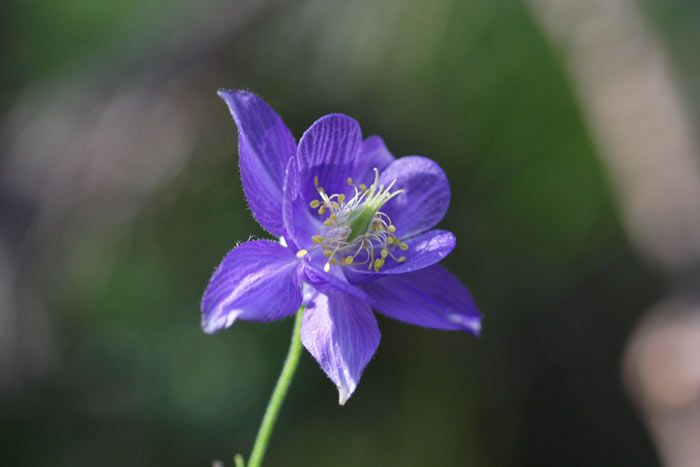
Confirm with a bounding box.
[296,168,408,272]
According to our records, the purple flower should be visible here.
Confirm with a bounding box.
[202,90,481,404]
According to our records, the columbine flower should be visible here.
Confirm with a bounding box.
[202,90,481,404]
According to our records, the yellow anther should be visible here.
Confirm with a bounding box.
[309,199,320,208]
[330,214,337,221]
[318,206,326,215]
[387,237,395,245]
[323,219,332,227]
[347,177,353,186]
[323,262,331,272]
[314,176,319,187]
[388,225,396,233]
[312,235,324,244]
[323,250,333,256]
[398,256,406,263]
[330,258,338,266]
[400,243,408,251]
[374,258,385,271]
[296,249,308,258]
[342,256,354,265]
[381,249,388,258]
[359,183,367,191]
[338,194,345,203]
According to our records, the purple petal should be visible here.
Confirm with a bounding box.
[379,156,450,238]
[218,90,296,236]
[382,229,456,273]
[201,240,302,334]
[282,156,319,250]
[353,136,396,183]
[363,265,481,334]
[297,114,362,203]
[301,260,375,304]
[345,230,456,285]
[301,290,380,404]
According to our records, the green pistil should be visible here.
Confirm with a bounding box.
[346,205,376,242]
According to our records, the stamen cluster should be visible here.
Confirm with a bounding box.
[296,168,408,272]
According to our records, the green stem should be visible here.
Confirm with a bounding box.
[246,307,305,467]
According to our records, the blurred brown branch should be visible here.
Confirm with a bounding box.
[527,0,700,465]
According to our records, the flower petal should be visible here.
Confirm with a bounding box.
[301,290,380,404]
[345,229,456,284]
[379,156,450,238]
[363,265,481,334]
[201,240,302,334]
[218,90,296,236]
[353,136,395,183]
[382,229,456,273]
[301,260,375,304]
[297,114,362,203]
[282,156,319,250]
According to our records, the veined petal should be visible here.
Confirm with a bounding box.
[218,90,296,236]
[354,136,395,183]
[379,156,450,238]
[201,240,302,334]
[382,229,456,274]
[346,229,456,284]
[282,156,319,250]
[301,260,375,304]
[363,265,481,334]
[301,290,380,405]
[297,114,362,203]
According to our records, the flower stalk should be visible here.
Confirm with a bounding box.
[244,306,305,467]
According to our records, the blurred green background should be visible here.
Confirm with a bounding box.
[3,0,700,466]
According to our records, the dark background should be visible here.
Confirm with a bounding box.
[3,1,700,466]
